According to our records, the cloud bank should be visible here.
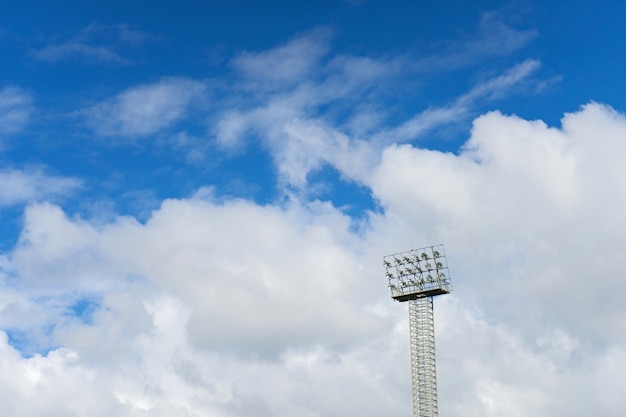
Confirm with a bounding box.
[2,102,626,416]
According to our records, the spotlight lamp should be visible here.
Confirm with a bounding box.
[383,244,452,302]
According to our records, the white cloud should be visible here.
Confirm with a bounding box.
[277,118,375,187]
[8,197,386,355]
[83,78,207,137]
[32,15,538,163]
[7,11,626,415]
[414,11,537,71]
[0,337,125,416]
[0,192,398,415]
[378,59,542,144]
[32,23,156,64]
[3,103,626,416]
[232,29,331,87]
[370,102,626,344]
[213,59,542,190]
[0,168,81,206]
[0,87,33,136]
[33,42,125,64]
[365,103,626,417]
[213,110,250,149]
[211,16,545,192]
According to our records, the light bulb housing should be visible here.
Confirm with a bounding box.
[383,244,452,302]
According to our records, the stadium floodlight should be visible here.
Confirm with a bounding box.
[384,244,451,302]
[383,244,452,417]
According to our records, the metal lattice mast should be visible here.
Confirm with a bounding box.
[383,244,452,417]
[409,297,438,417]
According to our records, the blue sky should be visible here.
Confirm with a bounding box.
[2,1,626,416]
[2,1,624,226]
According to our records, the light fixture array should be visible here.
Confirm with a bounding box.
[383,244,452,301]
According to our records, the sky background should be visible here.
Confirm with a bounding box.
[1,1,626,416]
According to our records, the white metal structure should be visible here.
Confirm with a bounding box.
[384,244,452,417]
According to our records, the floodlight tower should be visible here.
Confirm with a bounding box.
[384,244,452,417]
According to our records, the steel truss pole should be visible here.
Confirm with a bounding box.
[408,297,438,417]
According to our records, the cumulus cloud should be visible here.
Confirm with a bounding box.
[2,103,626,416]
[0,195,397,415]
[83,78,207,137]
[10,199,384,355]
[0,87,33,136]
[369,103,626,417]
[5,10,626,416]
[371,101,626,348]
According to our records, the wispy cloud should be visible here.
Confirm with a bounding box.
[382,59,542,143]
[214,50,544,189]
[209,14,543,190]
[274,60,542,188]
[74,15,543,187]
[82,78,207,138]
[34,42,125,64]
[0,87,33,136]
[0,167,82,207]
[232,29,332,87]
[31,23,157,64]
[412,11,538,72]
[64,14,539,164]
